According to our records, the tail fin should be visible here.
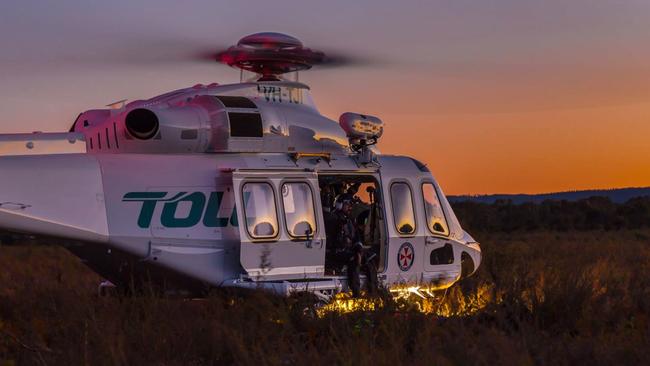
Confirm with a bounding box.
[0,154,107,243]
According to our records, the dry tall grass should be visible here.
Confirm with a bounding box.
[1,230,649,365]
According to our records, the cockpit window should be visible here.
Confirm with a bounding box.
[281,182,316,239]
[242,182,278,239]
[390,182,416,236]
[422,183,449,236]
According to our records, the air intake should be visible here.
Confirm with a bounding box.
[125,109,159,140]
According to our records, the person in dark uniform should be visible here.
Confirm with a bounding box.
[335,198,381,297]
[339,183,361,204]
[320,184,335,213]
[323,199,341,274]
[335,199,363,297]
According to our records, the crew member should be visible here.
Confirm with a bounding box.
[336,199,363,297]
[339,183,361,204]
[336,200,378,297]
[320,185,335,213]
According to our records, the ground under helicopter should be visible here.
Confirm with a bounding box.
[0,32,481,300]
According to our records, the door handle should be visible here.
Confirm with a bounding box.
[306,240,322,249]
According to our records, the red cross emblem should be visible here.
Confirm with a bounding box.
[397,242,415,271]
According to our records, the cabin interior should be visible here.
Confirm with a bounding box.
[318,174,387,275]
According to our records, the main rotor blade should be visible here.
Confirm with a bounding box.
[8,34,389,70]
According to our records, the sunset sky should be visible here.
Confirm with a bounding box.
[1,0,649,195]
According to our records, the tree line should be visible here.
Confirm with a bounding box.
[451,196,650,233]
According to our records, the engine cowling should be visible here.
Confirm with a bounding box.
[72,84,349,155]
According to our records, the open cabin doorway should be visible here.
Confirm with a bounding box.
[318,174,387,275]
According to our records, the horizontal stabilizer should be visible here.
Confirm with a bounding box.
[0,132,86,156]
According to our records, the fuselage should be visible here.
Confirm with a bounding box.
[0,81,481,297]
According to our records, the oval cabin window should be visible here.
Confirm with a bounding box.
[281,182,316,239]
[390,183,416,236]
[422,183,449,236]
[242,182,279,239]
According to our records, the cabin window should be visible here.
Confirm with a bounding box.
[281,182,316,238]
[242,182,278,239]
[422,183,449,235]
[390,182,416,236]
[430,243,454,265]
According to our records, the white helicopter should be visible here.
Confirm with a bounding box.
[0,32,481,300]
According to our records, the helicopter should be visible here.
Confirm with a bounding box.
[0,32,481,300]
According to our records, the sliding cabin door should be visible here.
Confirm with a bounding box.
[233,171,325,280]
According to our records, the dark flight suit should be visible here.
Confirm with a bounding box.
[324,209,341,273]
[335,209,363,297]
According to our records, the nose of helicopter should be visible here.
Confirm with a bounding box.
[460,242,481,278]
[0,154,109,243]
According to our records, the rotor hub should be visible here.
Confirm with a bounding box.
[216,32,325,80]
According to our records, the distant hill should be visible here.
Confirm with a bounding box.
[449,187,650,204]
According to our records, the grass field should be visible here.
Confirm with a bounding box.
[1,230,649,365]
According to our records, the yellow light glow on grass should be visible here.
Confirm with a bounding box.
[317,283,498,318]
